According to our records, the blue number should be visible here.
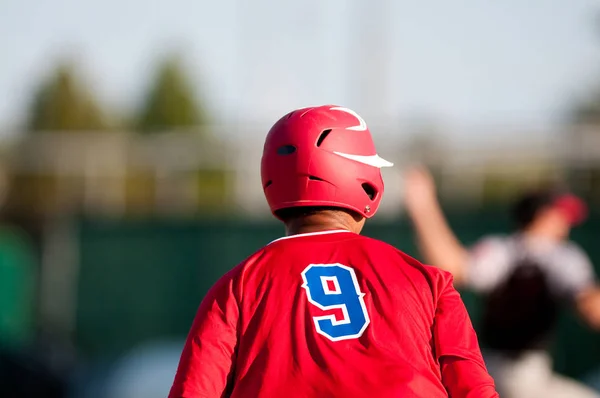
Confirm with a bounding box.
[301,263,370,341]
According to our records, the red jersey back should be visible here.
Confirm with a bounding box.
[169,230,497,398]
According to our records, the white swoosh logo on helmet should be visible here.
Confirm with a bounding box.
[333,152,394,168]
[329,107,367,131]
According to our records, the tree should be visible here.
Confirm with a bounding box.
[26,62,106,132]
[134,55,227,213]
[137,56,208,133]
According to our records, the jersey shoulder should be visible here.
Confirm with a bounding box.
[357,235,455,283]
[232,245,271,273]
[210,245,271,288]
[560,240,591,261]
[553,240,594,280]
[470,234,511,250]
[469,234,513,259]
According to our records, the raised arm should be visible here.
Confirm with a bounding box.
[403,167,470,285]
[577,286,600,329]
[559,246,600,330]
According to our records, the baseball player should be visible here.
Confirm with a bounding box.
[168,106,498,397]
[404,166,600,398]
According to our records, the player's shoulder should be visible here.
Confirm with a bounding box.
[357,235,451,277]
[472,234,511,248]
[205,245,271,298]
[232,245,271,272]
[560,239,586,253]
[558,240,591,264]
[351,234,402,251]
[210,244,272,284]
[469,234,512,256]
[338,233,412,258]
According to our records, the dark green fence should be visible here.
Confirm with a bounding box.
[75,209,600,378]
[0,225,36,347]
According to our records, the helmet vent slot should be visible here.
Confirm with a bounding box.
[309,176,324,181]
[264,180,273,188]
[316,129,332,147]
[277,145,296,155]
[362,183,376,200]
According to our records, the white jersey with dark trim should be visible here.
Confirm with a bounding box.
[467,234,595,300]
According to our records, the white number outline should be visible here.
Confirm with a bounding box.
[301,263,370,342]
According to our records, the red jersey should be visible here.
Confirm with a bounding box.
[169,230,498,398]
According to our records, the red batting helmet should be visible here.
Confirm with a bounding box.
[261,105,393,219]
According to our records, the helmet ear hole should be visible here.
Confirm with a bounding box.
[277,145,296,155]
[362,183,377,200]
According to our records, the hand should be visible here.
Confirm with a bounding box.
[403,166,439,213]
[577,288,600,330]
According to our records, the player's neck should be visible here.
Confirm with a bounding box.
[521,227,563,244]
[285,225,350,236]
[285,213,360,236]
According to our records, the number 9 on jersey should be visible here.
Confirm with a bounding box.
[301,263,370,341]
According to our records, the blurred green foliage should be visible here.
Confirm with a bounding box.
[10,56,230,217]
[137,55,208,133]
[26,62,106,132]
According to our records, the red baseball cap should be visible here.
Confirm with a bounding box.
[552,193,588,226]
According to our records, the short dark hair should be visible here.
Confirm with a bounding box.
[510,189,561,230]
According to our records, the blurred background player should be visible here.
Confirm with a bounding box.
[403,166,600,398]
[168,106,499,398]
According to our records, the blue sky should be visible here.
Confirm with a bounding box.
[0,0,599,137]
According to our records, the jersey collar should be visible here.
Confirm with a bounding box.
[268,229,352,245]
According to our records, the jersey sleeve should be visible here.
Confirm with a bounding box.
[433,272,499,397]
[168,269,240,398]
[466,236,511,293]
[552,243,596,300]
